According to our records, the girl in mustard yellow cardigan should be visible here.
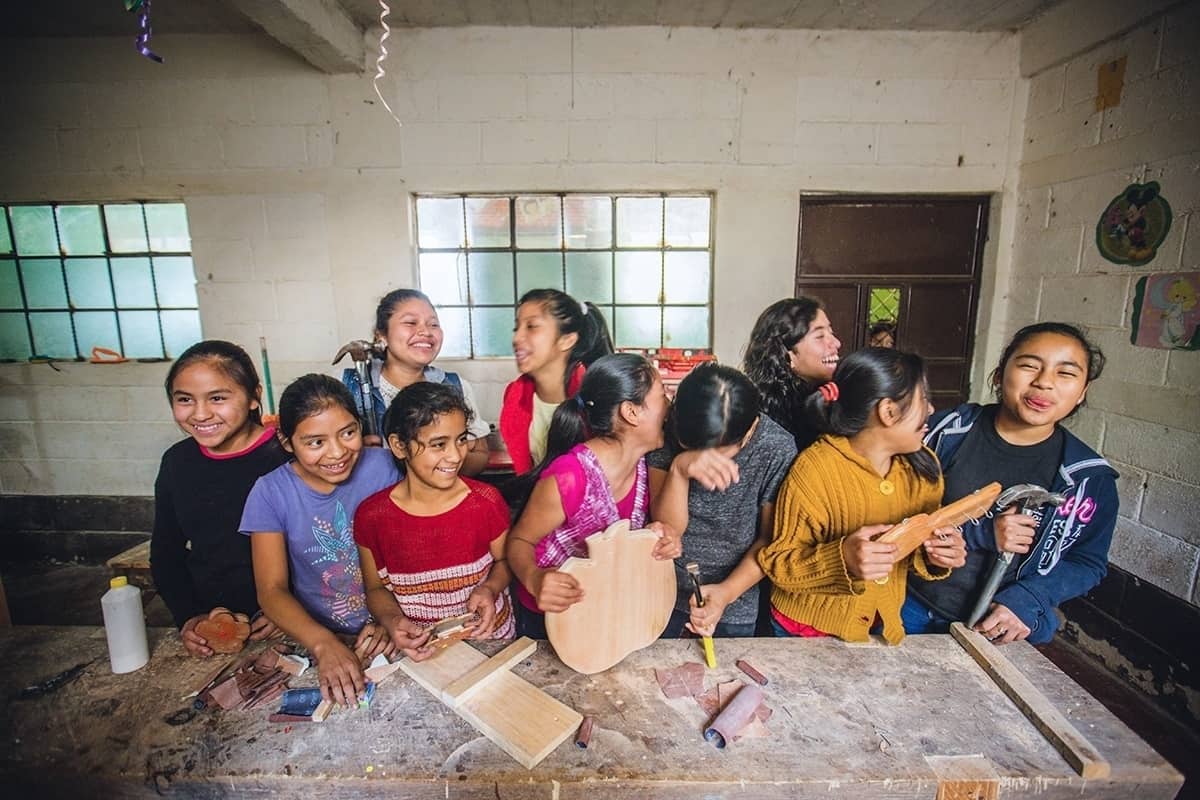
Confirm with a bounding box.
[757,348,966,644]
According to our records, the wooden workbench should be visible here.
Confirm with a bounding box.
[0,626,1181,799]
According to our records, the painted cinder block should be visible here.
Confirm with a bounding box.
[198,282,278,329]
[1046,169,1142,227]
[0,422,40,460]
[1061,21,1161,108]
[877,122,962,166]
[1104,415,1200,483]
[738,111,798,166]
[186,196,268,243]
[401,122,481,165]
[0,128,58,175]
[273,281,337,316]
[265,194,326,240]
[259,321,338,363]
[394,28,570,78]
[1012,224,1084,276]
[1101,66,1198,145]
[138,126,224,171]
[1108,516,1199,600]
[1038,274,1130,327]
[1160,1,1200,71]
[481,120,569,164]
[170,79,256,127]
[1026,66,1065,120]
[526,74,572,118]
[190,238,256,283]
[1018,186,1051,230]
[5,82,90,130]
[1062,406,1105,450]
[86,81,174,130]
[38,421,178,461]
[251,77,331,126]
[87,129,143,172]
[1144,153,1200,215]
[794,123,876,166]
[251,238,332,282]
[567,120,655,163]
[436,74,527,122]
[572,27,721,75]
[1022,98,1102,163]
[24,386,132,423]
[1165,342,1200,390]
[566,76,616,120]
[1087,381,1199,435]
[655,119,735,164]
[612,74,710,121]
[221,125,309,168]
[1141,474,1200,547]
[1089,327,1168,387]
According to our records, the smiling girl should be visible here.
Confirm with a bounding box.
[241,375,398,706]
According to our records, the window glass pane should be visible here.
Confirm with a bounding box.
[614,306,660,349]
[516,252,562,298]
[564,196,612,249]
[868,287,901,323]
[145,203,191,252]
[0,312,32,359]
[664,306,709,348]
[64,258,114,308]
[467,252,514,305]
[10,206,59,256]
[56,205,105,255]
[103,204,149,252]
[663,251,710,303]
[614,252,661,303]
[19,259,67,309]
[616,197,662,247]
[0,259,22,309]
[665,197,711,247]
[419,252,467,306]
[117,310,163,358]
[465,197,510,248]
[161,309,202,358]
[515,196,562,249]
[437,306,470,358]
[111,257,155,306]
[0,215,12,254]
[30,312,76,358]
[416,198,464,248]
[565,252,613,304]
[73,311,120,355]
[152,256,198,307]
[472,307,513,357]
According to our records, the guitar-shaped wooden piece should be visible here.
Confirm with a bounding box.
[545,520,675,675]
[877,481,1002,560]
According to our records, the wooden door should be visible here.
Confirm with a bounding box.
[795,195,989,409]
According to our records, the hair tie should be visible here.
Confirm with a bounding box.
[579,302,589,316]
[818,381,839,403]
[575,394,587,411]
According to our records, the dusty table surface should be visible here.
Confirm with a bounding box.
[0,626,1182,799]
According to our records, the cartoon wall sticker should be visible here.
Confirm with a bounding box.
[1130,272,1200,350]
[1096,181,1172,266]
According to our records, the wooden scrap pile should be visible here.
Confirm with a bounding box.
[196,643,306,712]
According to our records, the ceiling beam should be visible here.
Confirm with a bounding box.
[228,0,364,74]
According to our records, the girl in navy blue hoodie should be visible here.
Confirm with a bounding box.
[903,322,1117,645]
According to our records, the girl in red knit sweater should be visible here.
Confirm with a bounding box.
[355,382,515,663]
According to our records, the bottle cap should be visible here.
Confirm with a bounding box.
[110,576,128,589]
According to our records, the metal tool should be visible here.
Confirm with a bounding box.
[964,483,1067,628]
[685,562,717,669]
[332,339,382,438]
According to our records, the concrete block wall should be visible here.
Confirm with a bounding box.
[1012,1,1200,607]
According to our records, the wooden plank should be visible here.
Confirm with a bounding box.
[926,755,1000,800]
[950,622,1111,780]
[441,637,537,708]
[106,539,151,571]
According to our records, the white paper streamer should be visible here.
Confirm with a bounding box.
[373,1,403,126]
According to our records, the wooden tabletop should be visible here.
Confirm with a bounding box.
[0,626,1181,799]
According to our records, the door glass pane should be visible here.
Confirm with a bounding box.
[868,287,900,323]
[56,205,105,255]
[467,252,514,305]
[103,204,149,252]
[145,203,191,252]
[0,312,31,359]
[0,259,22,309]
[437,306,470,358]
[663,306,709,348]
[465,197,510,248]
[665,197,710,247]
[615,252,661,303]
[416,198,464,248]
[516,252,562,298]
[111,257,155,306]
[73,311,121,355]
[565,252,613,303]
[663,251,709,303]
[161,309,202,357]
[152,256,198,307]
[10,206,59,256]
[19,259,67,308]
[0,215,12,254]
[117,310,163,358]
[29,311,76,358]
[472,307,513,357]
[419,252,467,306]
[614,306,660,349]
[515,196,562,249]
[65,258,115,308]
[564,196,612,249]
[616,197,662,247]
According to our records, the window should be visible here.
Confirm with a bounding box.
[0,202,200,361]
[414,193,713,357]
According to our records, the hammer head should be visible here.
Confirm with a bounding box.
[996,483,1067,514]
[332,339,376,366]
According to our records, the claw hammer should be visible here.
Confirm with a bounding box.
[332,340,382,439]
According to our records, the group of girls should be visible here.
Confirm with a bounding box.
[151,285,1117,706]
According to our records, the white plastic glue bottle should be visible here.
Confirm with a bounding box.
[101,576,149,673]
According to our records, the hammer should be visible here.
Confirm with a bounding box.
[964,483,1067,628]
[332,340,382,438]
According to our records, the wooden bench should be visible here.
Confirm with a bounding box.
[105,539,154,596]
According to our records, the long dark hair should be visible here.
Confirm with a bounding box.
[518,289,613,391]
[278,374,359,441]
[991,322,1105,419]
[805,347,939,483]
[742,297,824,441]
[668,363,759,450]
[165,340,264,425]
[374,288,436,339]
[383,381,473,450]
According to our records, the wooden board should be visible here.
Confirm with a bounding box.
[399,637,581,769]
[878,481,1001,559]
[545,519,676,674]
[950,622,1111,779]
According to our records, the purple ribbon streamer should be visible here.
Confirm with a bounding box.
[136,0,163,63]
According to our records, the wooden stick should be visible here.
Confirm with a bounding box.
[949,622,1110,779]
[441,637,537,708]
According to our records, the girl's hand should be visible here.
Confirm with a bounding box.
[532,569,583,613]
[311,637,367,707]
[973,603,1031,645]
[675,448,740,491]
[465,586,498,638]
[840,524,897,581]
[686,583,730,638]
[923,526,967,569]
[180,614,214,658]
[386,616,435,662]
[993,508,1037,554]
[354,621,397,664]
[247,611,281,641]
[649,520,683,560]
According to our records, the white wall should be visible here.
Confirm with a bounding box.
[0,26,1022,495]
